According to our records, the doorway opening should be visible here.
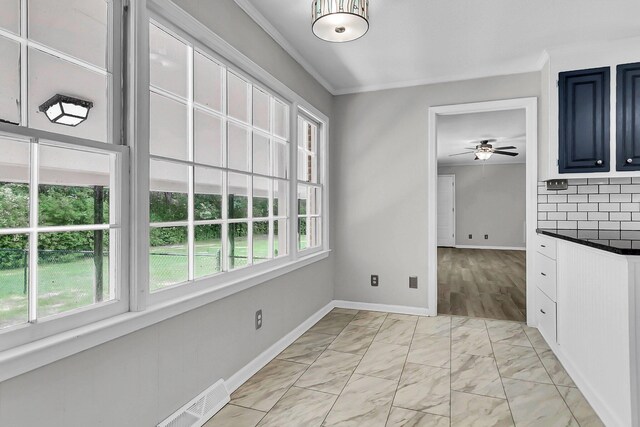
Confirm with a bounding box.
[427,99,538,324]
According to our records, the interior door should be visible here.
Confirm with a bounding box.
[437,175,455,247]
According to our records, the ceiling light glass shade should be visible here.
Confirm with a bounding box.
[476,151,493,160]
[312,0,369,43]
[38,94,94,127]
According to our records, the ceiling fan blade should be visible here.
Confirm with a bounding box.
[474,156,480,161]
[492,146,516,150]
[448,152,473,156]
[492,150,519,156]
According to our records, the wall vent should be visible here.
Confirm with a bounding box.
[157,379,230,427]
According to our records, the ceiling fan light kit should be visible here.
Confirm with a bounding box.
[312,0,369,43]
[449,139,520,162]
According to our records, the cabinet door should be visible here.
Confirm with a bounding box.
[617,62,640,171]
[558,67,610,173]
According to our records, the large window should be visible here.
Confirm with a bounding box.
[148,22,290,292]
[297,116,323,251]
[0,0,124,341]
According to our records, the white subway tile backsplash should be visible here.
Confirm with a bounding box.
[598,185,621,193]
[567,194,588,203]
[557,203,578,212]
[610,212,632,221]
[609,193,632,203]
[599,203,621,212]
[588,212,609,221]
[547,194,568,203]
[578,185,599,194]
[588,194,610,203]
[548,212,567,221]
[567,212,588,221]
[538,179,640,231]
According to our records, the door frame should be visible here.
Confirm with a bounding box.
[437,174,456,247]
[427,98,538,325]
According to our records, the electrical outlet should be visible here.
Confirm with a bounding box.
[484,234,488,240]
[371,275,379,287]
[409,276,418,289]
[468,234,472,239]
[255,309,262,330]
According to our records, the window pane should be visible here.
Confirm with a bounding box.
[150,160,188,222]
[0,0,20,34]
[299,120,318,151]
[228,172,248,219]
[0,36,20,125]
[39,144,111,226]
[297,185,321,216]
[253,177,270,218]
[0,137,30,228]
[272,140,289,179]
[298,217,307,250]
[227,72,249,124]
[298,150,318,183]
[194,109,223,167]
[253,221,269,264]
[195,224,221,278]
[29,0,108,68]
[0,234,28,329]
[252,132,270,176]
[273,99,288,140]
[194,52,223,112]
[28,48,108,142]
[274,180,288,217]
[252,88,270,132]
[194,167,222,221]
[150,226,188,291]
[149,23,188,97]
[228,222,248,270]
[274,219,287,258]
[150,92,188,160]
[38,230,111,319]
[228,122,250,172]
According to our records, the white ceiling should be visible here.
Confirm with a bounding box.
[437,109,526,166]
[236,0,640,94]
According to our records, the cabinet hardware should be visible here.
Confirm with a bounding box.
[540,309,546,314]
[596,159,603,165]
[541,244,546,248]
[541,272,547,276]
[627,158,634,164]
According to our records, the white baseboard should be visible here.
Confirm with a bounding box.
[224,301,335,393]
[157,379,229,427]
[333,300,431,317]
[454,245,526,251]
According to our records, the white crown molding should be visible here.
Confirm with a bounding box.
[233,0,337,95]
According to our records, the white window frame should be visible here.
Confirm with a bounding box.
[0,0,128,351]
[0,0,329,381]
[143,6,330,306]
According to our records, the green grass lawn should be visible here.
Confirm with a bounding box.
[0,237,285,328]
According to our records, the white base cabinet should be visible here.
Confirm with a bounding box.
[538,236,640,427]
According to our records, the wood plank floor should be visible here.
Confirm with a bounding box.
[437,247,526,322]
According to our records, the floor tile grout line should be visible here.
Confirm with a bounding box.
[383,314,420,426]
[486,319,518,427]
[318,311,388,426]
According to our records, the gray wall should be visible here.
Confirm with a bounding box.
[438,164,526,248]
[332,72,540,308]
[0,2,334,426]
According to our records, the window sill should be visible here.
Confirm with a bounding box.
[0,249,330,383]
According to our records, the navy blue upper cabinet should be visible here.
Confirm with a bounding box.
[617,62,640,171]
[558,67,610,173]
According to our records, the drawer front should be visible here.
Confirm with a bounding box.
[536,287,557,344]
[535,252,557,302]
[536,234,557,260]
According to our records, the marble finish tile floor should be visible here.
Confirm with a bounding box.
[205,309,604,427]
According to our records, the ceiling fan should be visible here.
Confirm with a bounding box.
[448,139,519,161]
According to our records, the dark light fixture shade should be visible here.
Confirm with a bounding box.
[38,94,94,127]
[312,0,369,43]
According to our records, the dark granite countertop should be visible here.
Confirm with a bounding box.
[536,229,640,255]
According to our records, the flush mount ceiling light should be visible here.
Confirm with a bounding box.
[312,0,369,43]
[38,94,94,127]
